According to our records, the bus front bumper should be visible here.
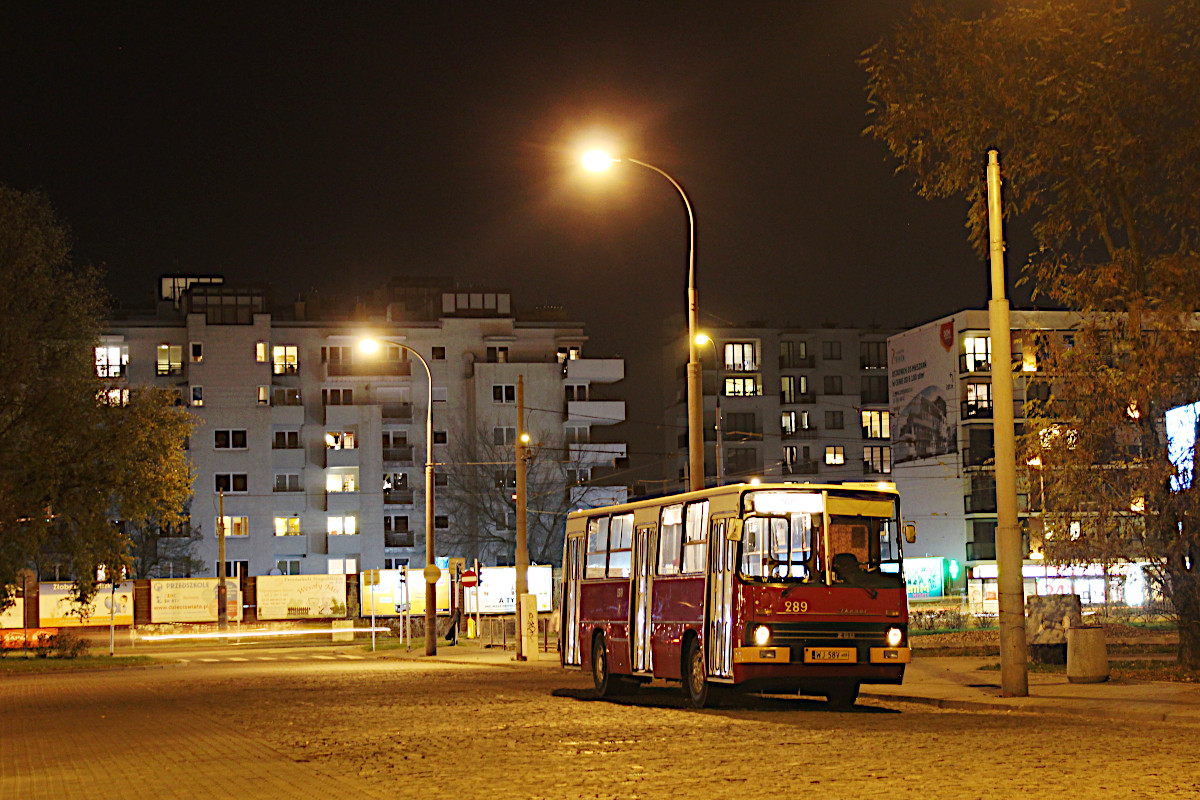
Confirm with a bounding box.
[732,646,912,665]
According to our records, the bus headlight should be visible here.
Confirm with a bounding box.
[886,627,904,647]
[752,625,771,647]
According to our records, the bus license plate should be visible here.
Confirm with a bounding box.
[804,647,856,663]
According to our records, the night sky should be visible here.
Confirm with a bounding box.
[2,2,1006,480]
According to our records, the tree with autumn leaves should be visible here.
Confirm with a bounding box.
[863,0,1200,667]
[0,186,193,611]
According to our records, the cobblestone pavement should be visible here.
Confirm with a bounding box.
[4,655,1200,799]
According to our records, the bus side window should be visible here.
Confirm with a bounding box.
[585,517,610,578]
[657,504,683,575]
[607,513,634,577]
[682,501,709,573]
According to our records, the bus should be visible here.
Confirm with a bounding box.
[559,482,914,708]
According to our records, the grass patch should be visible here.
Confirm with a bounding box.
[910,626,999,637]
[0,655,164,673]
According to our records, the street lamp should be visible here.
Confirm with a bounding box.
[360,336,439,656]
[583,150,704,492]
[695,333,723,486]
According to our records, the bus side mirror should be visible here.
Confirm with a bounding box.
[726,518,743,541]
[903,522,917,544]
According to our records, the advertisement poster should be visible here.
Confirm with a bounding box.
[904,557,946,600]
[360,568,452,617]
[464,566,553,614]
[0,597,24,629]
[150,578,243,623]
[889,320,958,465]
[256,575,347,620]
[39,582,134,627]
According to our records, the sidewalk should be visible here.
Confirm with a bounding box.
[384,639,1200,725]
[860,655,1200,725]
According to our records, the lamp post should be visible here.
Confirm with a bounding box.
[360,336,438,656]
[583,151,704,492]
[695,333,723,486]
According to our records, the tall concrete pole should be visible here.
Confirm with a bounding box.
[515,375,529,660]
[987,149,1029,697]
[217,489,227,632]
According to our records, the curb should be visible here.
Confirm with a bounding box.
[861,691,1190,725]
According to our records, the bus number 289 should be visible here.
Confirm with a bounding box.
[782,600,808,614]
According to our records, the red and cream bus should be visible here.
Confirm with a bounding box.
[559,482,914,708]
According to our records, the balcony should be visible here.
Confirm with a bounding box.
[381,403,414,423]
[563,358,624,384]
[964,491,998,514]
[782,427,819,440]
[325,361,412,379]
[962,400,993,420]
[568,442,627,466]
[779,354,816,369]
[567,399,625,426]
[783,460,820,476]
[271,404,305,425]
[324,448,360,468]
[966,540,996,561]
[383,446,415,465]
[385,531,416,549]
[323,404,361,427]
[780,392,816,405]
[324,490,360,513]
[962,447,995,469]
[307,531,327,555]
[959,354,992,374]
[384,490,415,506]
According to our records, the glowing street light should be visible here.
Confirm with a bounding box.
[360,336,439,656]
[583,149,704,491]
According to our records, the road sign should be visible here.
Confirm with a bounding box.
[461,569,477,588]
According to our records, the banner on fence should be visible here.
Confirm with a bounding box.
[38,582,134,627]
[359,568,452,617]
[464,566,553,614]
[150,578,243,623]
[257,575,347,620]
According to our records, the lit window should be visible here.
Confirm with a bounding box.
[190,342,203,363]
[156,345,183,376]
[963,336,991,372]
[326,470,359,493]
[272,345,299,375]
[191,386,204,407]
[274,517,301,536]
[861,410,890,439]
[217,516,249,537]
[327,515,357,535]
[255,342,268,362]
[724,376,760,397]
[864,446,892,475]
[325,431,357,450]
[94,345,128,378]
[825,446,845,465]
[723,342,758,372]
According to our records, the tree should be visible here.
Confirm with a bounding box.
[439,422,591,567]
[0,186,194,610]
[125,508,206,579]
[862,1,1200,667]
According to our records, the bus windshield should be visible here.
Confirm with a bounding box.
[739,490,903,583]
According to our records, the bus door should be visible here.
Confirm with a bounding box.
[706,517,737,679]
[630,525,655,674]
[562,534,584,666]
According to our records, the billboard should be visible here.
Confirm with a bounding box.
[39,582,134,627]
[0,597,24,629]
[150,578,243,623]
[256,575,347,620]
[889,319,959,465]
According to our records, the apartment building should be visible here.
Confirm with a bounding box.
[661,324,897,490]
[102,276,627,579]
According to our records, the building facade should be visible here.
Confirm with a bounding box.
[103,277,627,579]
[661,324,897,490]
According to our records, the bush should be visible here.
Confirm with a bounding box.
[38,631,90,659]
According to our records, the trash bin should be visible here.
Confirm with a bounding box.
[1066,625,1109,683]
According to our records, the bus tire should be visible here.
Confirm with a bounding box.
[825,681,860,710]
[592,634,619,698]
[682,636,709,709]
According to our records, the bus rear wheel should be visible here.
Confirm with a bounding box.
[682,637,709,709]
[592,635,619,698]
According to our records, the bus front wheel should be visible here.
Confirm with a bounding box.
[682,637,709,709]
[825,681,860,710]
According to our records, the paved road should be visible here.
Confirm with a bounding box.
[4,649,1199,799]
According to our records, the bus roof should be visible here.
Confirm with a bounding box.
[566,481,899,520]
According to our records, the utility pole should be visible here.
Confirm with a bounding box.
[987,149,1029,696]
[515,375,529,660]
[217,489,228,633]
